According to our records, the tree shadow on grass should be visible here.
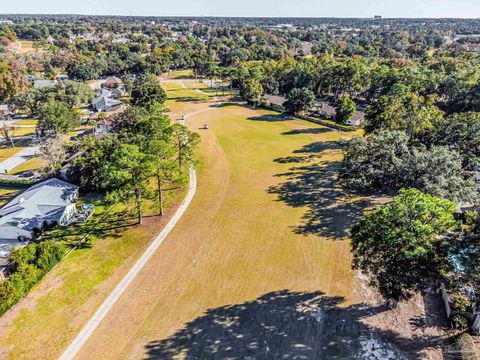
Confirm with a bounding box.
[269,161,372,239]
[144,290,447,360]
[282,127,334,135]
[269,139,374,239]
[42,212,138,244]
[169,96,209,103]
[248,113,293,122]
[292,140,343,154]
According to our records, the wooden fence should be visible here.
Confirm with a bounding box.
[440,282,480,334]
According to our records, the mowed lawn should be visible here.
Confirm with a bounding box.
[7,40,45,54]
[0,188,186,359]
[11,119,39,126]
[0,82,371,359]
[9,156,46,175]
[73,83,370,359]
[163,81,219,120]
[0,146,23,162]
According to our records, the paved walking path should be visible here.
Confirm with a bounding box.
[58,167,197,360]
[58,102,224,360]
[0,146,39,173]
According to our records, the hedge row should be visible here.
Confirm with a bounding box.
[0,178,41,188]
[0,241,65,316]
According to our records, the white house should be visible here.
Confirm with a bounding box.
[0,178,79,250]
[347,112,366,126]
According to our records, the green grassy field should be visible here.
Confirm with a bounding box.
[169,69,194,79]
[0,81,368,359]
[165,87,210,102]
[183,81,207,89]
[70,84,372,359]
[7,40,45,54]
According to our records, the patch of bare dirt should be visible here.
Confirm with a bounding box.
[354,272,452,359]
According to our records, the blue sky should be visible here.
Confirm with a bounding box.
[1,0,479,18]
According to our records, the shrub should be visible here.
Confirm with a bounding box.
[0,241,66,315]
[35,241,66,271]
[451,314,469,330]
[9,244,37,270]
[451,291,471,312]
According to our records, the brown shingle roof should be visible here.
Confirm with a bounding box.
[105,76,123,85]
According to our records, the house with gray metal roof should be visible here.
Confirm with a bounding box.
[92,95,124,112]
[0,178,79,257]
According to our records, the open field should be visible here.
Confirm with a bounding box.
[7,40,45,54]
[169,69,194,79]
[70,82,447,359]
[66,83,407,359]
[166,87,210,102]
[183,81,208,89]
[0,81,446,359]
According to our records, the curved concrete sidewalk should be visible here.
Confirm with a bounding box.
[59,83,222,360]
[58,167,197,360]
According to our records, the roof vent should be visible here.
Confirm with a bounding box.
[19,198,25,203]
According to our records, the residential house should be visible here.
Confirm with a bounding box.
[0,178,78,240]
[314,101,365,126]
[312,102,337,117]
[0,178,79,276]
[104,76,123,89]
[112,37,130,44]
[263,94,286,111]
[347,112,366,126]
[94,117,115,138]
[56,74,69,81]
[33,79,58,89]
[96,87,124,99]
[92,95,124,112]
[263,95,366,126]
